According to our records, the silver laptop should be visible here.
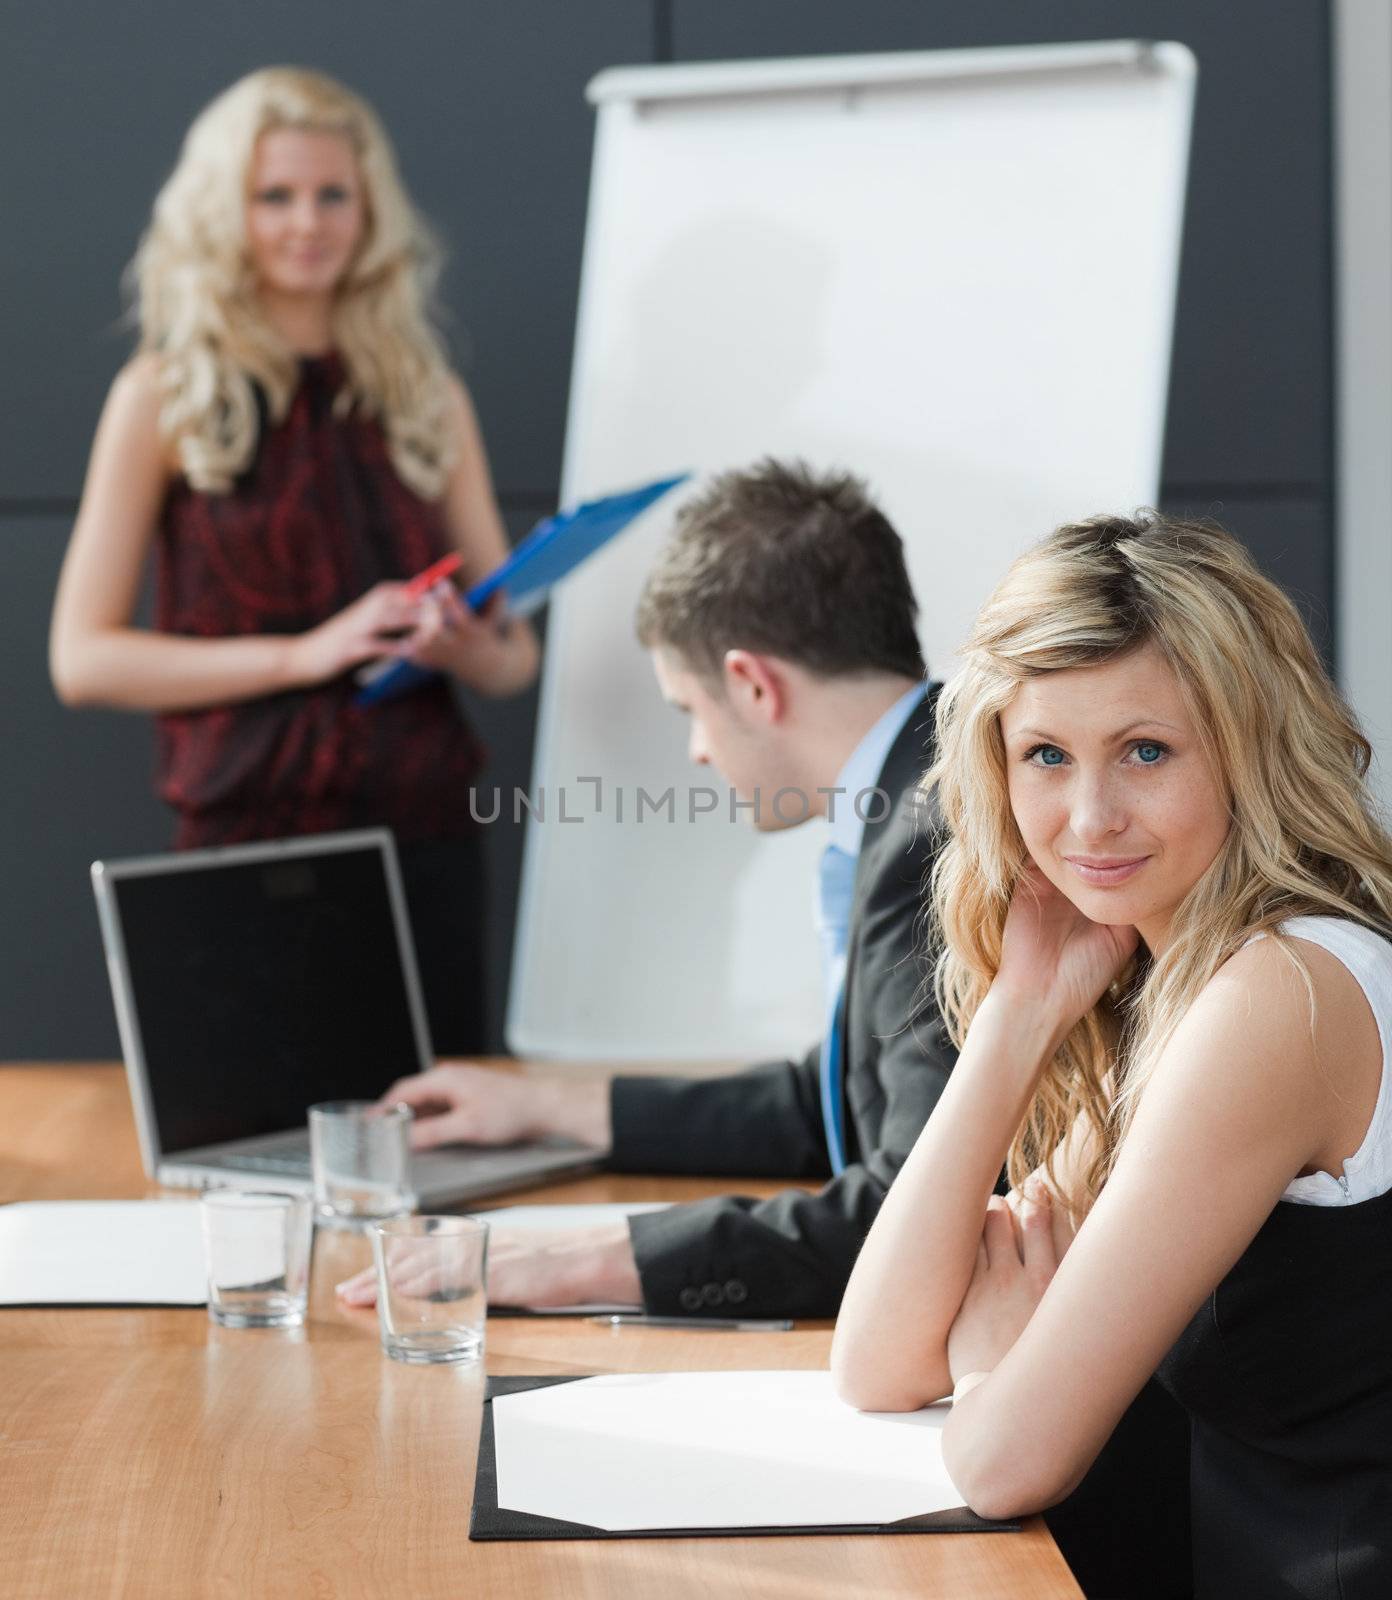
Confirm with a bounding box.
[91,829,599,1202]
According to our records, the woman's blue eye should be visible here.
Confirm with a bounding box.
[1133,742,1166,764]
[1028,744,1067,767]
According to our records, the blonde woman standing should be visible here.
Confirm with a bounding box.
[832,514,1392,1598]
[50,68,537,1050]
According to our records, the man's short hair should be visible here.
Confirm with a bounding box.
[635,458,925,682]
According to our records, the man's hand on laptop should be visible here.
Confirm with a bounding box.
[334,1223,641,1311]
[377,1063,613,1152]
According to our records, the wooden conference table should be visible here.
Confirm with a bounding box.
[0,1064,1082,1600]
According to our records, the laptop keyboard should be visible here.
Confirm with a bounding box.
[197,1146,311,1176]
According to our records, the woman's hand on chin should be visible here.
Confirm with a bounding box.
[993,861,1139,1036]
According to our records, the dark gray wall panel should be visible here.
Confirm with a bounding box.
[671,1,1332,495]
[0,0,651,502]
[0,518,169,1059]
[1157,495,1333,661]
[1,506,543,1060]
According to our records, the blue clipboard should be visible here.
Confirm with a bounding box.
[355,473,689,706]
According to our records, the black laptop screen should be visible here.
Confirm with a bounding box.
[108,843,429,1155]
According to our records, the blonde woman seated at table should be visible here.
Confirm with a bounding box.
[832,513,1392,1600]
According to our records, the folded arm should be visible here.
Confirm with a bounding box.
[837,936,1359,1522]
[831,991,1062,1406]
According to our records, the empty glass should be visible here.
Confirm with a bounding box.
[372,1214,488,1365]
[309,1100,415,1230]
[201,1189,312,1328]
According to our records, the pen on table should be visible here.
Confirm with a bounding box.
[589,1314,794,1331]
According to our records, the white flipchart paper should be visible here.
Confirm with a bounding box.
[0,1200,205,1305]
[492,1370,963,1530]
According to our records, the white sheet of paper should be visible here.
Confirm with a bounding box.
[493,1370,964,1530]
[0,1200,205,1305]
[478,1203,668,1314]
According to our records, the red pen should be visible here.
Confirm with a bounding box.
[352,552,466,689]
[403,551,464,597]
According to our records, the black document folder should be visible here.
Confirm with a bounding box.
[469,1375,1018,1541]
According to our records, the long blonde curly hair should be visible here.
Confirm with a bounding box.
[130,66,455,498]
[929,512,1392,1207]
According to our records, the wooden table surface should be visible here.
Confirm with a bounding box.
[0,1063,1082,1600]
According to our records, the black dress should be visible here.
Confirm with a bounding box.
[1155,1186,1392,1598]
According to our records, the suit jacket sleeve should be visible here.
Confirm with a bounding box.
[616,761,954,1319]
[623,987,951,1320]
[608,1049,832,1180]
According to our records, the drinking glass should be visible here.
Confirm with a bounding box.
[372,1214,488,1364]
[201,1189,312,1328]
[309,1100,415,1230]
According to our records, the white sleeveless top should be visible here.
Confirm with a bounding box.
[1246,916,1392,1206]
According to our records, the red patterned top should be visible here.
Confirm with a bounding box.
[155,353,486,849]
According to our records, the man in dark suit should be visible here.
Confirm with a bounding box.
[337,459,953,1316]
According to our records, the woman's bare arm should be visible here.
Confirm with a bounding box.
[939,936,1372,1520]
[830,994,1063,1409]
[832,866,1137,1410]
[50,356,420,712]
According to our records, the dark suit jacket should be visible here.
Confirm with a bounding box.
[608,686,954,1318]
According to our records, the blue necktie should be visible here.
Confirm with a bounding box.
[816,844,857,1176]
